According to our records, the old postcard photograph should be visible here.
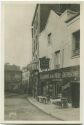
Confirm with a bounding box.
[0,1,81,122]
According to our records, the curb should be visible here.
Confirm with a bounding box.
[27,98,64,121]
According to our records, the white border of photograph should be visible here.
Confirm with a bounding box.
[0,0,84,124]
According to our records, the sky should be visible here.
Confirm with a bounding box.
[3,2,36,67]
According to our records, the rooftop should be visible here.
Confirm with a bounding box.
[32,4,80,33]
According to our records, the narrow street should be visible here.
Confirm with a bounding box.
[4,94,58,121]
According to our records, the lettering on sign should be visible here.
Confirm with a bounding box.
[40,68,79,80]
[62,70,79,78]
[49,72,61,79]
[62,82,70,90]
[40,72,61,80]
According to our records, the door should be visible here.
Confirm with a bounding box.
[71,81,80,108]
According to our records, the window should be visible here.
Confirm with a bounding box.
[35,50,38,59]
[72,30,80,57]
[32,28,33,38]
[36,36,38,50]
[36,12,38,29]
[34,40,35,51]
[48,33,51,44]
[32,51,34,57]
[54,50,60,69]
[36,42,37,50]
[33,24,35,35]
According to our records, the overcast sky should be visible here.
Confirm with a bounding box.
[3,2,36,67]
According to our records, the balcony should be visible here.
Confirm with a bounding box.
[72,49,80,57]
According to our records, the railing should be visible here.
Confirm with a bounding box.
[72,49,80,57]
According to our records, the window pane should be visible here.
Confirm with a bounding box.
[72,30,80,56]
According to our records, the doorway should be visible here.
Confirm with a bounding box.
[71,81,80,108]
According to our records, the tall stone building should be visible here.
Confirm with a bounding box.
[32,4,80,70]
[31,4,80,107]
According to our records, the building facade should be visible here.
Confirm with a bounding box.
[32,4,80,70]
[39,9,80,70]
[32,4,80,107]
[4,63,22,93]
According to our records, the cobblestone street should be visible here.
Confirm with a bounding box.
[4,95,58,121]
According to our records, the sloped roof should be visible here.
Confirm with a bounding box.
[32,4,80,33]
[64,9,80,23]
[40,4,80,33]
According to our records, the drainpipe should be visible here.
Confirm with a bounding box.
[61,49,64,98]
[62,49,64,69]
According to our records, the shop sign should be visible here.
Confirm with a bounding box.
[52,78,62,82]
[49,72,61,79]
[62,82,70,90]
[40,73,49,79]
[62,70,79,78]
[40,72,61,80]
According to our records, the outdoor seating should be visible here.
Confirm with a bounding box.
[50,98,68,108]
[37,96,68,108]
[37,96,48,104]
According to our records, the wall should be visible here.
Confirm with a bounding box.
[63,15,80,68]
[5,70,22,92]
[32,5,40,63]
[39,10,63,70]
[38,10,80,71]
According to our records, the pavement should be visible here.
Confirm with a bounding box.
[5,95,58,121]
[27,97,80,121]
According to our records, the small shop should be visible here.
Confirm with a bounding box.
[39,69,62,99]
[62,65,80,108]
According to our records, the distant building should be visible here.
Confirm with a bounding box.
[22,65,30,93]
[27,62,39,97]
[4,63,22,93]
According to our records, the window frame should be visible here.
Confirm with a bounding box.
[47,33,52,45]
[54,50,60,69]
[72,30,80,57]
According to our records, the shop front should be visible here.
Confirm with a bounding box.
[62,65,80,108]
[39,69,62,99]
